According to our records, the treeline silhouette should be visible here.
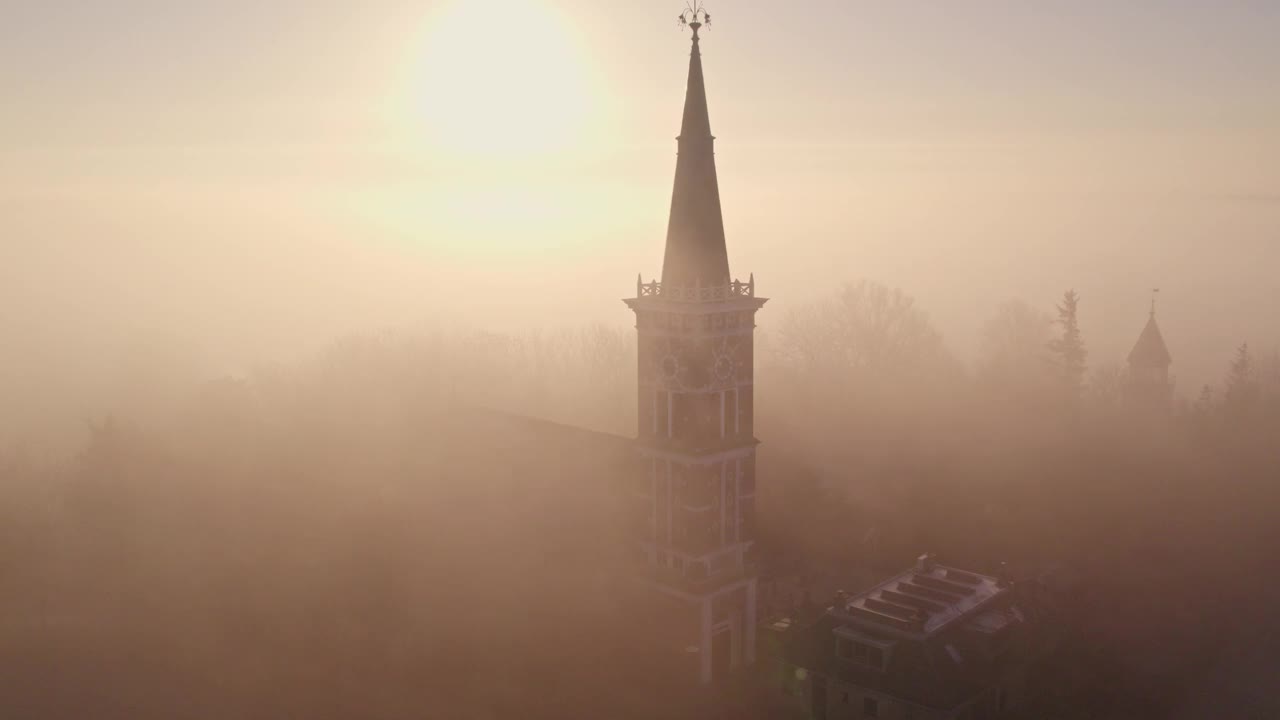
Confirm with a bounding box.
[2,280,1278,718]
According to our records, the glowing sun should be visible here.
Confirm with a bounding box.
[410,0,596,157]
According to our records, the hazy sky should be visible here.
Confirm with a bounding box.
[3,0,1278,439]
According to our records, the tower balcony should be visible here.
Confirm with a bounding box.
[635,277,755,303]
[646,561,751,597]
[680,485,718,512]
[636,434,760,460]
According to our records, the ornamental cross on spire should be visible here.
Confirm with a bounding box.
[678,2,712,37]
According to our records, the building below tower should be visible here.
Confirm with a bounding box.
[766,555,1056,720]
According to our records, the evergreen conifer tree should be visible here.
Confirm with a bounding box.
[1047,290,1088,397]
[1224,342,1258,424]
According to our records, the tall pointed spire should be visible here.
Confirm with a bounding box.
[1125,291,1174,409]
[661,9,730,289]
[623,10,766,685]
[1129,294,1172,368]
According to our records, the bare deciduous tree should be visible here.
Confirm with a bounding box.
[775,280,947,378]
[978,299,1054,395]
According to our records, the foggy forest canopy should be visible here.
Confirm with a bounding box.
[2,279,1280,718]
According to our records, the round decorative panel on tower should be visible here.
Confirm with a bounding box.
[660,353,681,382]
[713,354,734,381]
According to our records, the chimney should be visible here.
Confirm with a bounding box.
[916,553,936,573]
[997,561,1010,588]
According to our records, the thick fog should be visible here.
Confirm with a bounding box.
[4,285,1280,717]
[3,2,1280,718]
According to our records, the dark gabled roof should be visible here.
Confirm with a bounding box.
[660,26,731,290]
[1128,313,1172,368]
[835,565,1007,638]
[772,563,1055,712]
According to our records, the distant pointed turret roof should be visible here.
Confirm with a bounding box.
[1128,311,1172,367]
[660,22,731,289]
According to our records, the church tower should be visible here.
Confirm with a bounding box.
[623,8,766,686]
[1125,292,1174,409]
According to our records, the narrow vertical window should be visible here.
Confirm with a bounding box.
[650,458,658,539]
[720,462,728,544]
[667,392,674,438]
[656,391,669,437]
[737,456,747,535]
[719,391,726,439]
[732,388,740,435]
[666,461,674,543]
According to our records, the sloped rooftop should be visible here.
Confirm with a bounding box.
[831,560,1009,638]
[1128,312,1173,367]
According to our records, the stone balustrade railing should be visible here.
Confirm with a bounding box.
[635,275,755,302]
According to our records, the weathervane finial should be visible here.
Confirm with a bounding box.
[678,2,711,38]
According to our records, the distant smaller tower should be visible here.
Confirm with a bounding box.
[1125,290,1173,409]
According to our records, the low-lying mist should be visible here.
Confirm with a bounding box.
[2,279,1279,718]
